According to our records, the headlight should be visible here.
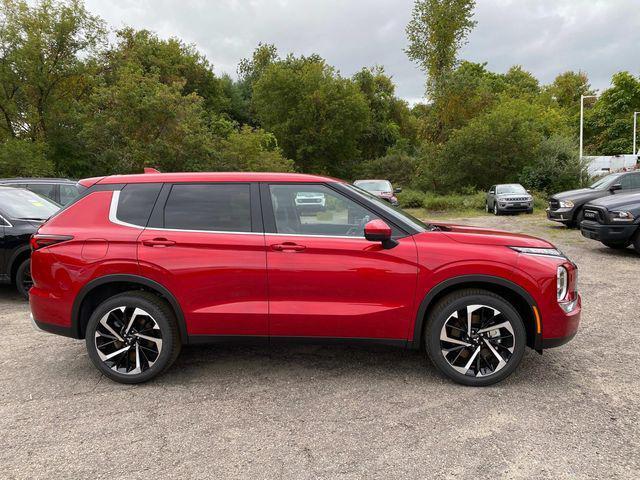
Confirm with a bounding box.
[557,266,568,301]
[510,246,564,258]
[610,210,635,222]
[559,200,574,208]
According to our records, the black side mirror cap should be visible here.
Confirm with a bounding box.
[394,187,402,194]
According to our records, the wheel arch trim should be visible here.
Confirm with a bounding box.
[71,274,188,343]
[409,274,539,350]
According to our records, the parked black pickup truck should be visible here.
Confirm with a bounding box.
[547,171,640,227]
[580,192,640,253]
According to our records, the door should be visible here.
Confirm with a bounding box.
[619,173,640,193]
[137,183,268,337]
[263,183,418,340]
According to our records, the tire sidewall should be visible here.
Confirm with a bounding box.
[425,293,527,386]
[85,293,177,384]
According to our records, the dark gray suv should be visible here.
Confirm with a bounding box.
[485,184,533,215]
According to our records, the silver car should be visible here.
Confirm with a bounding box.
[486,184,533,215]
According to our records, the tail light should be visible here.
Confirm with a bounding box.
[30,234,73,251]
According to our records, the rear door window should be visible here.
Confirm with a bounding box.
[116,184,162,227]
[27,183,57,202]
[163,184,252,232]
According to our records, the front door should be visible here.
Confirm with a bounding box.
[138,183,268,337]
[263,183,418,340]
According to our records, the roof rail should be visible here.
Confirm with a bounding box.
[143,167,161,174]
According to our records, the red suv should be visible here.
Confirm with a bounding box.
[29,172,581,386]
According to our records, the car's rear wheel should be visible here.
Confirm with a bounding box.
[602,241,629,250]
[485,202,489,213]
[424,289,526,386]
[85,291,181,384]
[15,258,32,300]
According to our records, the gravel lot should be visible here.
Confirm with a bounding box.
[1,212,639,479]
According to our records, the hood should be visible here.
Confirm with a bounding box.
[550,188,607,203]
[435,223,553,248]
[588,191,640,210]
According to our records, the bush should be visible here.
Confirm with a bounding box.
[422,191,485,211]
[355,152,418,187]
[397,188,425,208]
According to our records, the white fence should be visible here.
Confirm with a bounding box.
[585,155,639,175]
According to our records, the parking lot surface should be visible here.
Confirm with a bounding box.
[1,213,639,479]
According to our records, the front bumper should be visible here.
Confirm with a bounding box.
[546,207,574,223]
[540,293,581,349]
[499,202,532,212]
[580,220,638,243]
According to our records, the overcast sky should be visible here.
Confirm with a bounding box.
[84,0,640,103]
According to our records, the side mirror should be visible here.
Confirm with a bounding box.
[526,189,531,193]
[364,219,397,249]
[610,183,622,192]
[394,187,402,194]
[489,190,495,195]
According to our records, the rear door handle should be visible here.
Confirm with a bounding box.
[142,238,176,247]
[271,242,306,252]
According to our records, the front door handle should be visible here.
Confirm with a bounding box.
[271,242,306,252]
[142,238,176,247]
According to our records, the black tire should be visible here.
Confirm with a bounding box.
[632,229,640,254]
[493,203,501,216]
[85,291,181,384]
[424,288,526,387]
[526,208,534,214]
[571,208,584,229]
[602,241,629,250]
[15,258,31,300]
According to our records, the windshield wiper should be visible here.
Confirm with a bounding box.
[17,217,47,221]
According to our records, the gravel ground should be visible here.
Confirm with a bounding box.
[1,212,639,479]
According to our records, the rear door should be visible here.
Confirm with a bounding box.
[262,183,418,340]
[137,183,268,338]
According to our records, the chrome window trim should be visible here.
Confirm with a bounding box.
[110,190,262,235]
[264,232,368,240]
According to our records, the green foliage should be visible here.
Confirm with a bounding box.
[584,72,640,155]
[252,53,370,177]
[547,71,593,110]
[397,188,425,208]
[0,138,53,176]
[518,135,586,193]
[355,151,418,187]
[405,0,476,94]
[216,126,294,172]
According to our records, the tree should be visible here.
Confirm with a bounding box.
[0,0,105,173]
[0,137,53,176]
[584,72,640,155]
[424,98,566,192]
[405,0,476,98]
[352,66,418,159]
[547,71,593,110]
[217,126,294,172]
[79,65,218,176]
[106,28,229,116]
[252,54,370,177]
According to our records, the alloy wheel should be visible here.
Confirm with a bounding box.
[439,304,515,377]
[493,204,498,215]
[94,306,163,375]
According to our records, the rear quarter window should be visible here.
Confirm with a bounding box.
[116,184,162,227]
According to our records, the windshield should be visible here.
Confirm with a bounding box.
[0,188,59,220]
[344,184,430,232]
[496,184,527,194]
[354,180,392,192]
[589,173,622,190]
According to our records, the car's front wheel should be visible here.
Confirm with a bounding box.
[85,291,181,384]
[493,204,500,216]
[424,289,526,386]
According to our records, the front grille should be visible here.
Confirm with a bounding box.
[506,197,529,202]
[583,207,604,223]
[549,199,560,209]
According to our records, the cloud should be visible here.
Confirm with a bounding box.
[84,0,640,101]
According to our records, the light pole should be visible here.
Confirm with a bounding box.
[634,111,639,155]
[579,95,598,161]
